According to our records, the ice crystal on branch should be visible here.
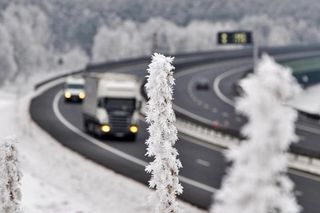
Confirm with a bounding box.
[0,137,22,213]
[211,55,301,213]
[145,53,183,213]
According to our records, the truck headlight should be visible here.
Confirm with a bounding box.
[64,91,71,99]
[101,124,111,133]
[129,125,138,134]
[79,91,85,99]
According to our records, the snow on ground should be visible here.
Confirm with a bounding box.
[0,88,206,213]
[288,83,320,115]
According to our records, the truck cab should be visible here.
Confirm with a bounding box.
[82,73,141,141]
[63,76,85,102]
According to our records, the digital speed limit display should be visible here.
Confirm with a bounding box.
[217,31,252,45]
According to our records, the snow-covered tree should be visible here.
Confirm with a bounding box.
[91,17,236,63]
[211,55,301,213]
[2,0,320,65]
[145,53,183,213]
[2,3,53,81]
[0,24,17,85]
[57,47,89,71]
[91,20,150,63]
[0,137,22,213]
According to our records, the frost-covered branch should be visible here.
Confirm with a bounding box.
[0,137,22,213]
[211,55,301,213]
[145,53,183,213]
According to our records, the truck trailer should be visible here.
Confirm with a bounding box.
[82,72,141,140]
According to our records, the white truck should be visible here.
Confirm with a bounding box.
[63,76,86,102]
[82,72,141,140]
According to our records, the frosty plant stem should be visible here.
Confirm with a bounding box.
[145,53,183,213]
[0,137,22,213]
[211,55,301,213]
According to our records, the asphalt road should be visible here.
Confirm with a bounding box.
[31,61,226,208]
[216,59,320,157]
[30,49,320,212]
[175,53,320,157]
[173,52,320,212]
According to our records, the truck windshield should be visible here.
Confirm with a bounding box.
[102,98,136,112]
[66,84,84,89]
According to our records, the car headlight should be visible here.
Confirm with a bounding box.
[129,125,138,134]
[79,91,85,99]
[101,124,111,133]
[64,91,71,99]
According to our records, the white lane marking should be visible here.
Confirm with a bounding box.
[196,159,211,167]
[289,169,320,183]
[174,103,214,126]
[213,63,320,137]
[213,65,251,106]
[296,124,320,135]
[187,81,202,105]
[53,91,217,193]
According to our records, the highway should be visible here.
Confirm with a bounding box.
[30,48,320,212]
[174,53,320,157]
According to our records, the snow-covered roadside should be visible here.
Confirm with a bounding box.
[288,84,320,115]
[0,89,206,213]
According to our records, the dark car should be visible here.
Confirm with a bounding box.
[195,78,210,90]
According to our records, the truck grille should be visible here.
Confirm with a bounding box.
[109,114,130,133]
